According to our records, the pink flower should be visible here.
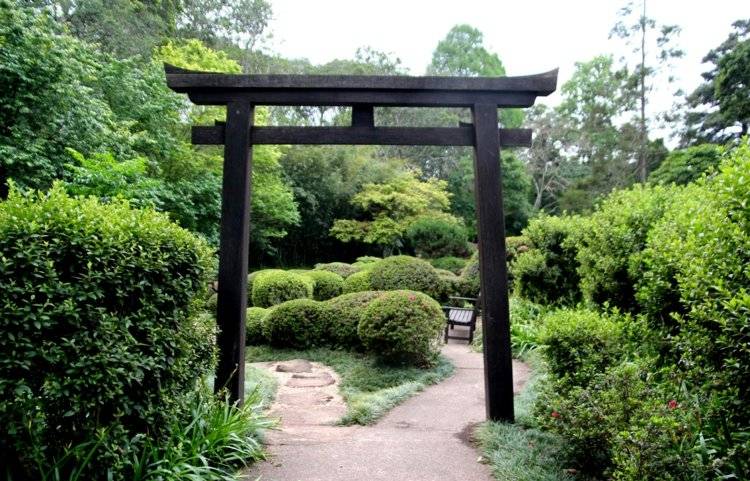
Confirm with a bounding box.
[408,295,416,301]
[551,411,561,419]
[667,399,678,410]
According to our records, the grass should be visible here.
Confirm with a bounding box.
[246,345,454,425]
[475,348,576,481]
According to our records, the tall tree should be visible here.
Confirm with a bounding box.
[610,0,683,182]
[177,0,272,51]
[682,19,750,144]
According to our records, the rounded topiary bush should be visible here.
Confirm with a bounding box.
[369,255,443,300]
[429,256,467,275]
[322,291,383,348]
[303,270,345,301]
[251,270,313,308]
[0,186,214,474]
[262,299,326,348]
[405,216,468,258]
[342,269,372,293]
[314,262,359,278]
[246,307,269,345]
[358,290,444,365]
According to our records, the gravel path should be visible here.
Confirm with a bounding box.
[244,331,531,481]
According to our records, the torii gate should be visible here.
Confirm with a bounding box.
[165,64,557,422]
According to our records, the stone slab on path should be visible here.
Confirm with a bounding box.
[244,332,531,481]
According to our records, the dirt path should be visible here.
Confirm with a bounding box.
[244,334,531,481]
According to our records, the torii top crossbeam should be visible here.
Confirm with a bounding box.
[165,64,557,423]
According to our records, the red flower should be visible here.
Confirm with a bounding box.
[667,399,678,410]
[551,411,560,419]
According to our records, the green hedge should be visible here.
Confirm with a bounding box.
[246,307,269,345]
[304,270,345,301]
[314,261,360,278]
[359,290,444,366]
[342,269,372,293]
[262,299,326,349]
[573,184,676,311]
[512,214,581,305]
[429,256,467,274]
[251,270,313,308]
[321,291,383,349]
[0,186,214,476]
[369,255,444,300]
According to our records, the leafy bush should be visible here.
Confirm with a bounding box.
[573,184,675,311]
[247,269,278,306]
[505,235,530,263]
[246,307,269,345]
[303,270,345,301]
[321,291,383,349]
[0,186,214,478]
[369,255,444,300]
[512,214,582,305]
[649,143,723,186]
[343,269,372,293]
[637,143,750,476]
[355,255,381,264]
[314,261,360,278]
[405,216,468,258]
[251,270,313,308]
[359,290,444,366]
[429,255,467,274]
[539,308,622,388]
[262,299,326,349]
[459,251,481,296]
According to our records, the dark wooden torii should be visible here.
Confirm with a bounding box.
[165,64,557,422]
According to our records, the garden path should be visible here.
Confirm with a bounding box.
[243,330,531,481]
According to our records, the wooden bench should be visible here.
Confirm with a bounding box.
[442,296,479,344]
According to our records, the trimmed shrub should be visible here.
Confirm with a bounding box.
[355,255,381,264]
[512,214,582,305]
[246,307,269,345]
[359,290,444,366]
[321,291,383,349]
[504,235,530,263]
[369,255,444,300]
[429,255,467,274]
[343,269,372,293]
[648,143,723,186]
[405,216,468,258]
[251,270,313,308]
[573,184,676,311]
[539,308,622,388]
[247,269,280,306]
[459,251,481,296]
[262,299,326,348]
[303,270,345,301]
[0,186,214,476]
[314,261,359,278]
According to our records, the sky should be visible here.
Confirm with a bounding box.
[265,0,746,121]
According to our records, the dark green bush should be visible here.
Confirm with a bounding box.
[429,256,467,274]
[573,184,675,311]
[246,307,269,345]
[0,186,214,477]
[459,251,481,296]
[369,255,443,300]
[504,235,530,263]
[512,214,582,305]
[343,269,372,293]
[251,270,313,308]
[321,291,383,349]
[303,270,345,301]
[405,216,468,258]
[648,143,723,186]
[359,290,444,366]
[314,261,359,278]
[539,308,622,388]
[261,299,326,349]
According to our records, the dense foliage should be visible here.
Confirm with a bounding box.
[251,270,313,308]
[321,291,383,349]
[303,270,345,301]
[0,186,215,479]
[405,216,468,258]
[648,144,724,185]
[369,255,445,300]
[262,299,327,349]
[359,291,445,366]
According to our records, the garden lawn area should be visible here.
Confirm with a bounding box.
[246,346,454,425]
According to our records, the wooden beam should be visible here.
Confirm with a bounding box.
[471,103,514,423]
[351,105,374,127]
[214,101,253,405]
[192,125,532,147]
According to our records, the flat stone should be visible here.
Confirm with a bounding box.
[286,372,335,388]
[275,359,313,373]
